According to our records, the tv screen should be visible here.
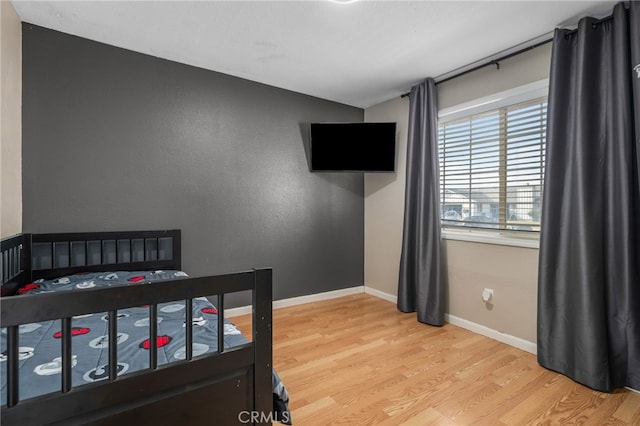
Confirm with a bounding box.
[309,122,397,172]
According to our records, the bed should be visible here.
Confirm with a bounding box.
[0,230,290,425]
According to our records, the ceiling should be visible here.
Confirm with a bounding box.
[11,0,618,108]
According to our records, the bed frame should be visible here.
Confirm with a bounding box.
[0,230,273,425]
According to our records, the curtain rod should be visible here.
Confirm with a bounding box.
[401,5,621,99]
[400,37,553,98]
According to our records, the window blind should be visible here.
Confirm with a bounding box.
[438,97,547,231]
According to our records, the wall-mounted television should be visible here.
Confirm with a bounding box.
[309,122,397,172]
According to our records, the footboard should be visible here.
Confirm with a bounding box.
[1,269,272,425]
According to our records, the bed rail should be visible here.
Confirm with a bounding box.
[0,268,273,425]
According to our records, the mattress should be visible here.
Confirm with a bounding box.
[0,270,290,422]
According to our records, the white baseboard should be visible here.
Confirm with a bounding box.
[225,286,365,318]
[225,305,254,318]
[273,286,365,309]
[364,286,398,304]
[444,313,537,354]
[363,287,537,355]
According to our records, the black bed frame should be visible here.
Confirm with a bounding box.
[0,230,273,425]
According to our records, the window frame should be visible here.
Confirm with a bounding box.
[437,79,548,248]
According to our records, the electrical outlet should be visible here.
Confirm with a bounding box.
[482,288,494,303]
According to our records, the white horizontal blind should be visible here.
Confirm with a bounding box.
[438,97,547,231]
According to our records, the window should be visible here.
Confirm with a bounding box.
[438,96,547,232]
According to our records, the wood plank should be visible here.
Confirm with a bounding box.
[233,294,640,425]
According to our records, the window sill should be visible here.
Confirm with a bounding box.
[442,228,540,249]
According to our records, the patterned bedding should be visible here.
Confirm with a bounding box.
[0,270,290,423]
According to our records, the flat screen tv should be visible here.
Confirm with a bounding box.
[309,122,397,172]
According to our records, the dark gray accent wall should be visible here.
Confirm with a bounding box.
[22,24,364,302]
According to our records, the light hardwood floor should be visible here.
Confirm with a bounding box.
[233,293,640,425]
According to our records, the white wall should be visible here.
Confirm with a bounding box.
[1,0,22,238]
[364,43,552,344]
[364,96,409,299]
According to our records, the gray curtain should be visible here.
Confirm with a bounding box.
[397,78,445,326]
[538,2,640,392]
